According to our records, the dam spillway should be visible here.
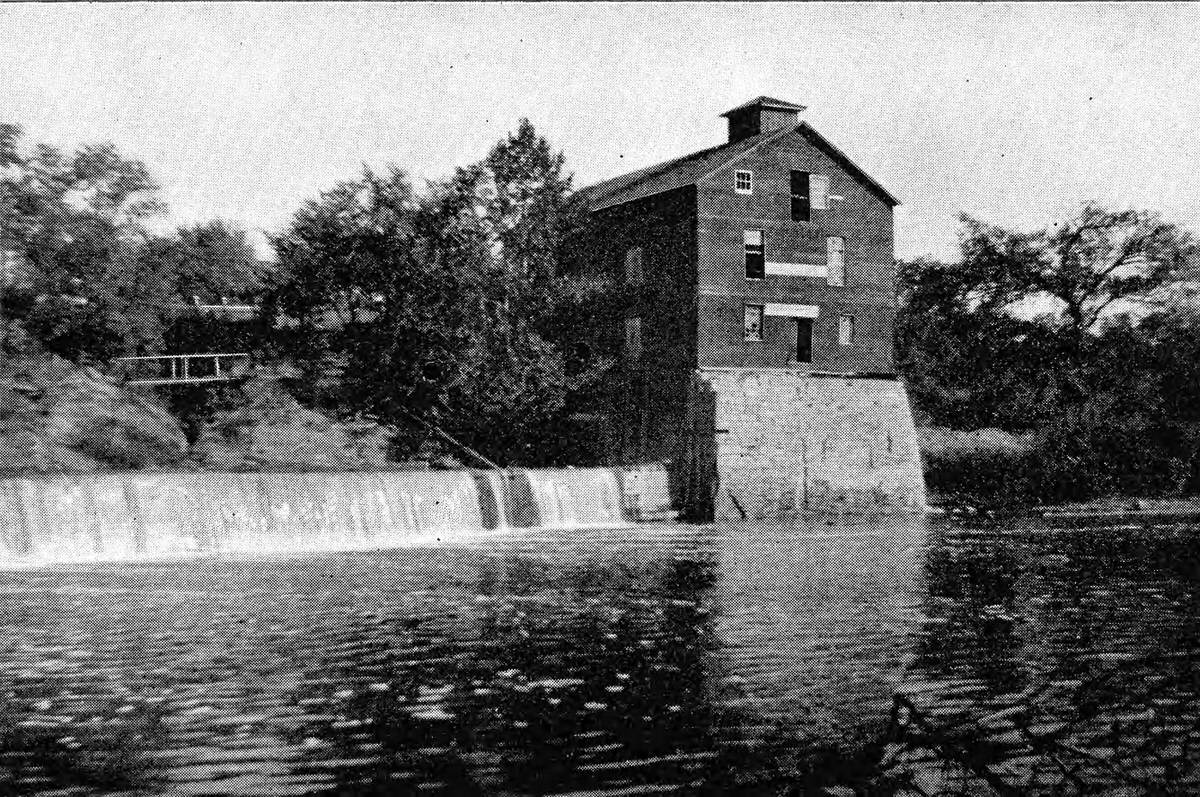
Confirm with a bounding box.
[0,466,673,564]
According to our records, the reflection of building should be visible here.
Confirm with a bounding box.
[577,97,925,519]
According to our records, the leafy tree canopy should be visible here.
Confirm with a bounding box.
[268,120,604,465]
[1,124,264,363]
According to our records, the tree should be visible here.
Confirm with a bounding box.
[0,124,168,361]
[268,166,473,430]
[898,206,1200,503]
[959,204,1195,340]
[267,120,609,465]
[142,220,272,304]
[421,118,603,463]
[428,118,582,311]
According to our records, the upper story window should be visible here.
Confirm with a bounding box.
[826,236,845,286]
[790,170,809,221]
[744,304,764,341]
[744,230,764,279]
[791,171,830,220]
[838,314,855,346]
[734,170,753,194]
[624,247,644,284]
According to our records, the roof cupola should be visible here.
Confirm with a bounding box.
[720,96,805,143]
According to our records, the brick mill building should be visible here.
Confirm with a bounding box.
[577,97,926,520]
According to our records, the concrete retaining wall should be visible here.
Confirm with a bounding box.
[687,369,926,520]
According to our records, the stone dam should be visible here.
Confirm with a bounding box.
[0,466,675,563]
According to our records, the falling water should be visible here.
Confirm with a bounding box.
[0,466,668,563]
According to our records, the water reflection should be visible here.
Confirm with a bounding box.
[0,517,1197,794]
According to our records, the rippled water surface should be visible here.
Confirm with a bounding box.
[1,517,1199,795]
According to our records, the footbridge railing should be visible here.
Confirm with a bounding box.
[112,353,249,386]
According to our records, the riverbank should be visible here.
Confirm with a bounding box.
[928,493,1200,522]
[1037,496,1200,520]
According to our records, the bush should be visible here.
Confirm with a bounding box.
[919,427,1039,509]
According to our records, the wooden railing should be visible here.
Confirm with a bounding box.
[112,353,250,386]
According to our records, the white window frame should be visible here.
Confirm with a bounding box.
[743,304,764,341]
[838,314,855,346]
[826,236,846,287]
[810,174,830,211]
[734,170,754,195]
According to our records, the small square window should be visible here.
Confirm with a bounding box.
[744,229,764,280]
[734,170,753,194]
[838,315,855,346]
[744,304,764,341]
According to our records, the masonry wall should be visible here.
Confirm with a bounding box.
[694,127,897,373]
[681,370,926,520]
[584,187,698,464]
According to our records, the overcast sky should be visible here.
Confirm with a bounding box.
[1,2,1197,261]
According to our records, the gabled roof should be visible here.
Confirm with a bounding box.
[580,121,899,212]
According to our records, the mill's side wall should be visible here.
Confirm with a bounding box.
[678,369,926,520]
[584,187,698,465]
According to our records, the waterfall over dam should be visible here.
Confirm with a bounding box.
[0,466,674,564]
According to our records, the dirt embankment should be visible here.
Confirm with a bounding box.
[0,356,398,477]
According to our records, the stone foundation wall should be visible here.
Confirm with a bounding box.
[689,369,926,520]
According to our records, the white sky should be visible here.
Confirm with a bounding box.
[2,2,1198,262]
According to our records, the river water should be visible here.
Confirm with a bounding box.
[0,516,1197,795]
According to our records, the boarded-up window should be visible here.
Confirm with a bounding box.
[744,229,764,279]
[744,304,764,341]
[790,170,810,221]
[839,314,855,346]
[795,318,814,364]
[826,236,845,286]
[734,170,753,194]
[810,174,830,210]
[624,247,644,284]
[624,316,642,359]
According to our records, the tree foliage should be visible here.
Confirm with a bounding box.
[0,124,266,364]
[899,205,1200,504]
[267,119,606,465]
[142,220,271,304]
